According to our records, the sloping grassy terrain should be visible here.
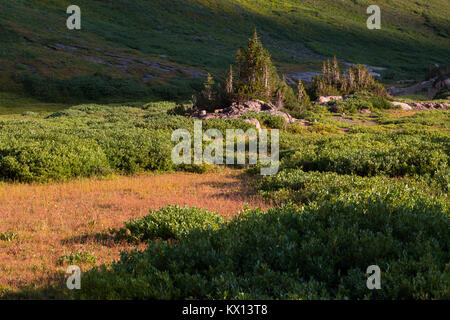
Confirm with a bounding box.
[0,0,449,104]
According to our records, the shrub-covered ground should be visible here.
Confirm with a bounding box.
[75,195,448,300]
[0,99,449,299]
[0,102,255,182]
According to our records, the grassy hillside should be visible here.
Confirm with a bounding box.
[0,0,449,104]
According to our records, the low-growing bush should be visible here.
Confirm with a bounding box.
[110,205,224,242]
[0,136,111,182]
[59,251,97,266]
[333,97,373,113]
[74,195,449,300]
[258,169,448,205]
[281,133,448,177]
[241,111,286,129]
[0,231,18,242]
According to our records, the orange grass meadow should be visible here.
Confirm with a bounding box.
[0,169,268,298]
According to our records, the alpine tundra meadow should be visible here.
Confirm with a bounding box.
[0,0,448,313]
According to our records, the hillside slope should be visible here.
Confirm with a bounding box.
[0,0,449,102]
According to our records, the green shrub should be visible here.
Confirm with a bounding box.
[434,88,450,100]
[95,129,175,173]
[367,96,395,110]
[333,97,373,113]
[110,205,224,242]
[281,133,448,177]
[0,231,18,242]
[258,169,448,205]
[59,251,97,266]
[241,111,286,129]
[75,195,449,300]
[203,118,256,132]
[0,136,111,182]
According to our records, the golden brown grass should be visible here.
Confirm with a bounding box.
[386,109,418,117]
[0,169,268,298]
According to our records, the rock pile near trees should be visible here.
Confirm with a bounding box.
[192,99,301,124]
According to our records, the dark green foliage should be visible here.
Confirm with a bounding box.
[0,105,177,182]
[202,118,256,132]
[258,170,448,205]
[330,94,394,113]
[297,79,311,109]
[434,88,450,100]
[234,30,280,102]
[241,111,286,129]
[0,231,18,242]
[16,74,199,103]
[110,205,224,243]
[333,97,373,113]
[366,96,395,110]
[95,128,175,174]
[196,31,305,111]
[427,64,450,81]
[281,134,448,178]
[0,103,264,182]
[74,194,449,300]
[59,251,97,266]
[0,135,111,182]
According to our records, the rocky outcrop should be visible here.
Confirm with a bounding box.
[408,102,449,110]
[387,77,444,99]
[392,101,449,111]
[192,99,300,124]
[244,118,262,132]
[392,102,413,111]
[317,96,343,105]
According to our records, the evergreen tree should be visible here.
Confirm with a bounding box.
[297,78,311,107]
[313,58,386,98]
[202,73,215,102]
[195,30,312,111]
[235,29,280,101]
[332,56,340,84]
[225,65,233,96]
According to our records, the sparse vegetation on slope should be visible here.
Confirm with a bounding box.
[1,0,449,104]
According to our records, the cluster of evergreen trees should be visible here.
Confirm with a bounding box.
[311,57,387,99]
[195,30,310,111]
[195,31,386,112]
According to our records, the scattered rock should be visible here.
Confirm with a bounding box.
[392,101,413,110]
[317,96,343,105]
[192,99,299,124]
[392,101,449,111]
[360,109,372,114]
[408,102,449,110]
[244,118,262,132]
[387,77,438,99]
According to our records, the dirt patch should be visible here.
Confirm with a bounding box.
[0,169,267,297]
